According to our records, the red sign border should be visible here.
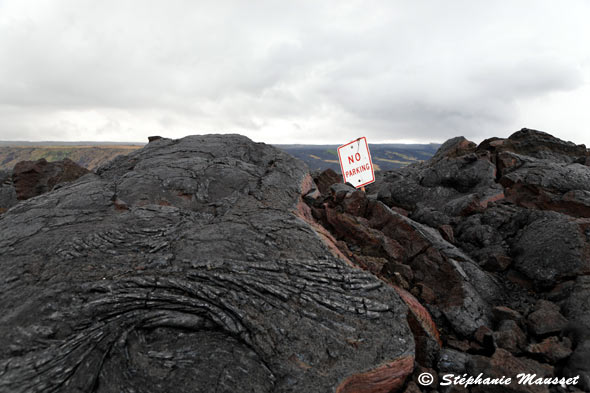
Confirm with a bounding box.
[337,136,375,188]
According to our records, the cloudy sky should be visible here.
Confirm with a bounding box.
[1,1,589,145]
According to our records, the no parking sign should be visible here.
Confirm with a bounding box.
[337,137,375,188]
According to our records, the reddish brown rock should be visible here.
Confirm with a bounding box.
[390,272,410,290]
[526,336,572,364]
[474,325,493,345]
[483,253,512,272]
[416,283,436,304]
[527,300,568,337]
[113,198,129,211]
[367,202,432,260]
[389,206,410,216]
[321,191,499,337]
[438,224,455,243]
[493,320,527,354]
[478,189,506,209]
[492,306,523,324]
[314,168,342,195]
[502,178,590,218]
[353,255,389,275]
[447,338,471,352]
[295,205,355,266]
[496,150,523,175]
[505,269,534,291]
[431,136,477,161]
[383,262,414,283]
[12,158,89,200]
[342,189,369,216]
[324,206,405,261]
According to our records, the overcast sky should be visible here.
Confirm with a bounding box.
[1,1,589,145]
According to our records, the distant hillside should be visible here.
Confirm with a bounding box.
[0,141,440,172]
[0,145,143,171]
[276,143,440,172]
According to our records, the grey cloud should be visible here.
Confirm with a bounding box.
[0,0,589,144]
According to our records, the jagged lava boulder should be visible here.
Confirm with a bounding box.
[12,158,90,200]
[2,158,90,215]
[0,135,414,393]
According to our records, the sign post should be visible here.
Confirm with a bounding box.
[337,137,375,189]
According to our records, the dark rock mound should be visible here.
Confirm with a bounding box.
[0,135,414,393]
[12,158,90,200]
[500,128,588,162]
[430,136,476,161]
[479,128,590,217]
[313,168,342,195]
[512,212,590,287]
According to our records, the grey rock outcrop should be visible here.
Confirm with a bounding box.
[0,170,17,213]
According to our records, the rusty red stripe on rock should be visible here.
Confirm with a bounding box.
[335,355,414,393]
[393,286,442,347]
[300,173,315,196]
[479,190,505,208]
[294,174,356,266]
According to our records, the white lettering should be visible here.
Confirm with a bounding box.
[440,374,453,386]
[440,373,580,388]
